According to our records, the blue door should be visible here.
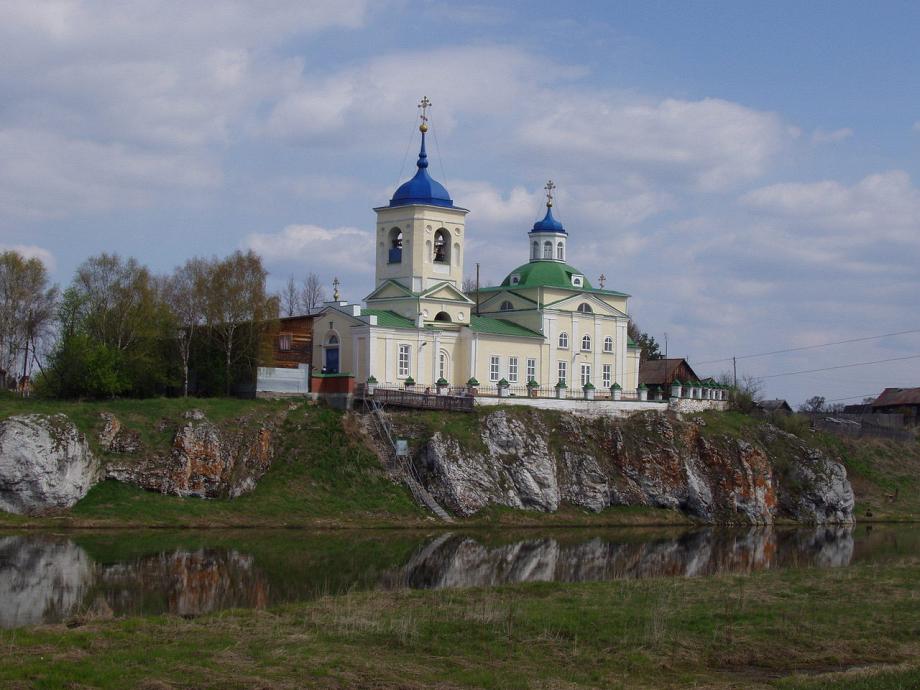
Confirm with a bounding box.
[325,347,339,373]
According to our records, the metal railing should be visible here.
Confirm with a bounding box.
[356,385,475,412]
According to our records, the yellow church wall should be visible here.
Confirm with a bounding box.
[469,334,545,387]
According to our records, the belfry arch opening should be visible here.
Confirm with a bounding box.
[388,228,403,264]
[434,311,452,322]
[434,228,450,264]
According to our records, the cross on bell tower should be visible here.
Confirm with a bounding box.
[544,180,556,208]
[417,96,431,132]
[598,273,606,289]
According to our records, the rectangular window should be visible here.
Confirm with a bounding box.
[490,356,500,382]
[398,344,410,378]
[602,364,612,388]
[581,363,591,386]
[508,357,519,383]
[526,358,536,382]
[557,361,567,386]
[439,352,447,380]
[278,333,292,352]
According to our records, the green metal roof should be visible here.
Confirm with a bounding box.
[361,309,418,329]
[470,315,544,339]
[476,260,629,297]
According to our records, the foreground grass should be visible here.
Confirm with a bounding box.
[2,560,919,688]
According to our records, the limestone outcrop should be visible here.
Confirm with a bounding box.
[105,409,274,498]
[0,414,101,515]
[412,410,854,524]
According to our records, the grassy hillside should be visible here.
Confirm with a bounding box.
[695,410,920,521]
[1,397,918,527]
[0,397,426,528]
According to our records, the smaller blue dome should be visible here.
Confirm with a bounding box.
[530,206,566,234]
[389,132,454,208]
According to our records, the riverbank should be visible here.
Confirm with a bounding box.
[0,397,917,528]
[2,555,919,688]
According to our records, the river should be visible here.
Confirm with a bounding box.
[1,524,916,628]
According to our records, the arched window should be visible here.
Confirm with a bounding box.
[433,228,450,264]
[603,336,613,352]
[388,228,403,264]
[500,300,513,311]
[434,311,452,322]
[577,303,593,313]
[327,334,339,345]
[532,241,539,260]
[556,242,564,260]
[581,334,591,351]
[543,241,553,259]
[558,332,569,348]
[439,350,449,380]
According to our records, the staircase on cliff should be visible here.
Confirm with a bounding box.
[366,400,454,522]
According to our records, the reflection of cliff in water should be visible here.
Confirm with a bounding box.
[0,525,865,628]
[98,549,269,617]
[393,527,856,590]
[0,536,95,628]
[0,539,270,626]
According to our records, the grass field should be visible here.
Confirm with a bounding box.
[1,396,918,528]
[2,559,919,688]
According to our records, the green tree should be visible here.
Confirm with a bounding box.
[204,251,275,396]
[627,319,662,361]
[0,251,58,388]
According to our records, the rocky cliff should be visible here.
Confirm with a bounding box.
[0,409,277,514]
[0,414,100,515]
[404,409,854,524]
[105,409,275,498]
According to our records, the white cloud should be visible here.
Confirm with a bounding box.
[0,129,221,219]
[244,224,376,287]
[811,127,853,144]
[740,170,920,244]
[0,244,56,271]
[448,182,541,226]
[0,1,371,217]
[518,97,791,191]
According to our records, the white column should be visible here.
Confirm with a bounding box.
[368,329,377,380]
[385,335,394,384]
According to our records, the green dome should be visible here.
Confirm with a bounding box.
[500,260,593,289]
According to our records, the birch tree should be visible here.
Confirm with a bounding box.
[164,258,208,397]
[205,251,273,396]
[0,251,58,387]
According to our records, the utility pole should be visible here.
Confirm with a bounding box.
[664,332,668,359]
[475,263,480,316]
[732,355,737,389]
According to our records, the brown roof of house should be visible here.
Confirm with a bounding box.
[871,387,920,407]
[637,358,701,386]
[757,399,793,412]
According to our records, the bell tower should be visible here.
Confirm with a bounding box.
[373,97,469,292]
[528,180,567,263]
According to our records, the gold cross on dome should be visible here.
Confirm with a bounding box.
[598,273,607,288]
[544,180,556,207]
[418,96,432,131]
[332,277,340,302]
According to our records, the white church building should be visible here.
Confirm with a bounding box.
[310,101,641,396]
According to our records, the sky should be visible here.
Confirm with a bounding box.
[1,0,919,405]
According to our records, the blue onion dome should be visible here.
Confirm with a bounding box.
[389,129,454,208]
[530,205,566,233]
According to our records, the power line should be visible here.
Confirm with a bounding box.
[696,328,920,366]
[760,353,920,380]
